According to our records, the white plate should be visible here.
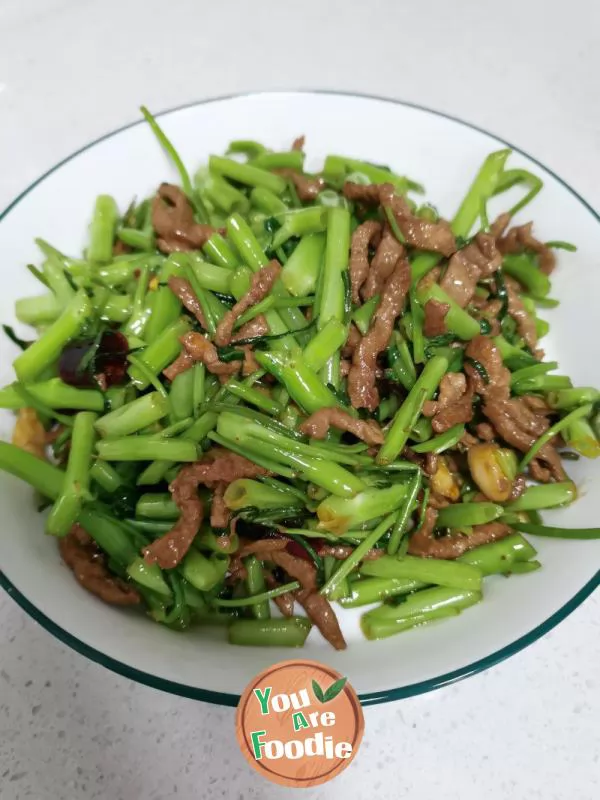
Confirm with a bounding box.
[0,91,598,706]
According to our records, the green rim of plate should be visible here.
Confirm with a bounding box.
[0,90,598,707]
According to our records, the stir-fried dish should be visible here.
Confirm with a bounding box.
[1,108,599,649]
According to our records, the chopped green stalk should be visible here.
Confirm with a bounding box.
[88,195,118,263]
[15,294,62,325]
[0,442,65,498]
[250,151,305,171]
[387,331,417,391]
[510,361,558,388]
[324,155,423,194]
[224,479,303,510]
[13,289,93,383]
[167,367,194,421]
[224,380,283,415]
[302,318,347,373]
[436,501,504,528]
[127,558,171,597]
[46,412,97,537]
[136,493,179,519]
[117,228,155,251]
[504,481,577,511]
[510,521,600,540]
[364,585,482,623]
[411,424,465,454]
[128,316,191,389]
[90,459,123,492]
[321,513,399,597]
[212,581,300,607]
[338,576,425,608]
[318,207,351,328]
[95,392,168,438]
[353,294,379,335]
[43,254,75,307]
[492,169,543,217]
[97,437,198,462]
[378,355,448,464]
[502,254,550,298]
[0,378,104,412]
[280,233,326,297]
[143,256,185,343]
[122,264,150,336]
[272,207,328,249]
[563,417,600,458]
[410,416,433,443]
[244,555,270,620]
[196,528,240,554]
[457,534,537,574]
[547,387,600,410]
[226,213,269,271]
[209,431,295,478]
[317,485,407,534]
[227,140,267,158]
[209,156,287,195]
[361,606,462,640]
[202,233,240,268]
[520,404,593,470]
[182,550,222,591]
[203,174,250,214]
[228,617,311,647]
[361,554,482,591]
[254,350,341,414]
[512,374,572,394]
[188,257,234,294]
[386,471,421,555]
[250,186,288,215]
[417,284,481,340]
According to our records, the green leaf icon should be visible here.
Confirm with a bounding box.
[323,677,347,702]
[312,679,325,703]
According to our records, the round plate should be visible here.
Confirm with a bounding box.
[0,91,598,706]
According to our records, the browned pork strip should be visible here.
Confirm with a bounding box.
[496,218,556,276]
[408,508,512,559]
[298,408,384,445]
[152,183,215,253]
[163,350,194,381]
[349,220,381,304]
[168,276,208,329]
[238,538,289,558]
[422,372,474,433]
[143,450,268,569]
[275,169,325,202]
[233,315,270,340]
[348,256,411,410]
[464,335,511,398]
[362,224,404,300]
[440,233,502,308]
[343,182,456,256]
[291,135,305,151]
[60,525,140,605]
[423,299,450,336]
[506,281,539,355]
[210,483,230,529]
[214,261,280,346]
[297,590,347,651]
[181,332,240,377]
[264,571,295,616]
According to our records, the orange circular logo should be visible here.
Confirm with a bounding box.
[236,659,364,788]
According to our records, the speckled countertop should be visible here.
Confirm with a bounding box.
[0,1,599,798]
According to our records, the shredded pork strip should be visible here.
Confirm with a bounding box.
[349,220,381,304]
[60,525,140,605]
[423,299,450,336]
[440,233,502,308]
[362,224,404,300]
[348,257,411,410]
[299,408,384,445]
[343,182,456,256]
[152,183,215,253]
[408,508,512,559]
[143,450,268,569]
[422,372,474,433]
[214,261,281,346]
[181,332,240,377]
[270,551,346,650]
[168,276,208,329]
[494,214,556,276]
[275,169,325,202]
